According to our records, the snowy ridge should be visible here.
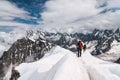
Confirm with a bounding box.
[16,46,89,80]
[16,46,120,80]
[82,50,120,80]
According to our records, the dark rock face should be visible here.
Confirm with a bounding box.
[115,58,120,63]
[0,37,54,79]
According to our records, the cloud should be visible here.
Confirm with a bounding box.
[106,0,120,8]
[40,0,120,33]
[0,0,35,31]
[0,1,31,19]
[41,0,100,23]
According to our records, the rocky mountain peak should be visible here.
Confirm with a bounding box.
[0,34,54,79]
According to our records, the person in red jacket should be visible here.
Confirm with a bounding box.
[77,40,83,57]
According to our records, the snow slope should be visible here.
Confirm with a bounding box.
[82,50,120,80]
[16,46,120,80]
[107,40,120,55]
[16,46,89,80]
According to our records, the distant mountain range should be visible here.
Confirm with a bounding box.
[44,28,120,55]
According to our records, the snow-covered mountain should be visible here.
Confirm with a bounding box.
[89,29,119,54]
[6,46,120,80]
[0,28,120,63]
[0,28,120,79]
[0,29,27,57]
[43,28,120,63]
[90,28,120,62]
[43,28,120,55]
[0,32,54,80]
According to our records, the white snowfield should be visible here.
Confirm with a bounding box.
[16,46,120,80]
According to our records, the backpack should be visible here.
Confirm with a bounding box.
[79,41,83,48]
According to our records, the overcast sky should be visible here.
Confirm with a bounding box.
[40,0,120,33]
[0,0,120,33]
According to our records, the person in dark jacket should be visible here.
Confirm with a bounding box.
[77,40,83,57]
[10,67,20,80]
[83,44,87,51]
